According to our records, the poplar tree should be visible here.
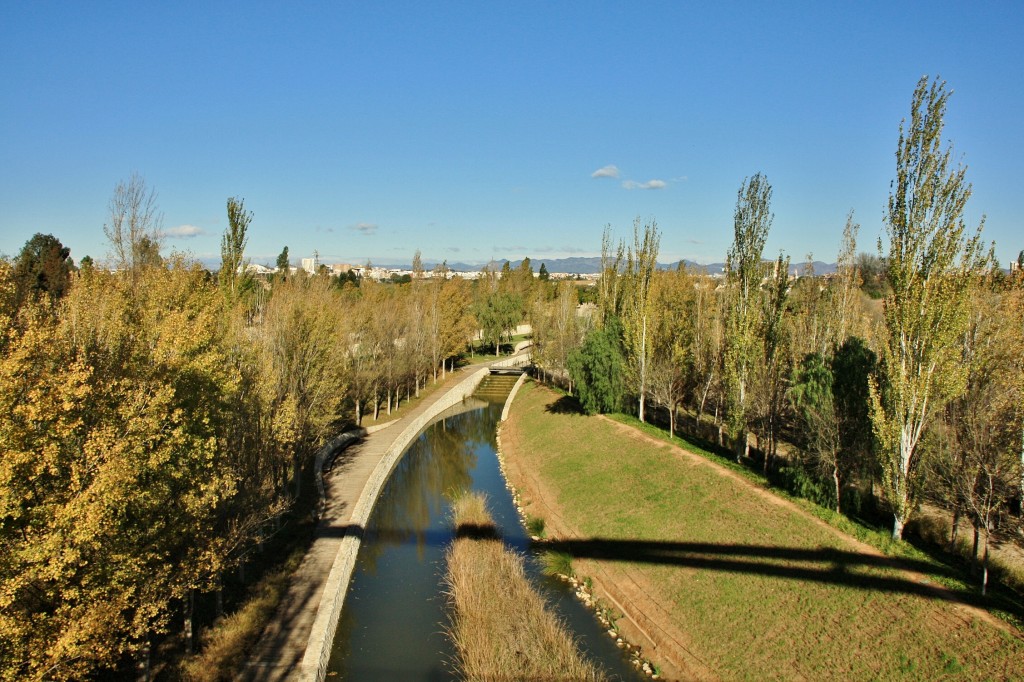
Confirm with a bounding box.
[723,173,772,461]
[412,249,424,279]
[219,196,252,301]
[758,251,791,471]
[869,76,989,540]
[597,225,625,324]
[622,218,660,422]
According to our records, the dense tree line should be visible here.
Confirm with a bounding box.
[0,186,481,679]
[532,77,1023,593]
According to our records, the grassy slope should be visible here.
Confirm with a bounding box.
[508,381,1024,680]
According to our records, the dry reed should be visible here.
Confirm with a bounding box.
[445,493,607,682]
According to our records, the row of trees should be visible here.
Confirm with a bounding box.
[0,183,485,678]
[529,78,1023,590]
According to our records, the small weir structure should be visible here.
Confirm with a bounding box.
[473,368,524,402]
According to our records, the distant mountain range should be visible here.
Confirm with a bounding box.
[205,255,839,276]
[435,257,839,276]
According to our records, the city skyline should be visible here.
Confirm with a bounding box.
[3,3,1022,268]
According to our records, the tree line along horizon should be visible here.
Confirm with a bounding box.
[1,75,1022,679]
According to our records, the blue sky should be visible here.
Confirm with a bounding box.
[2,2,1021,268]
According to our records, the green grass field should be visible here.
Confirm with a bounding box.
[504,381,1024,680]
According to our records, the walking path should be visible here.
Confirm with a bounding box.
[243,353,528,682]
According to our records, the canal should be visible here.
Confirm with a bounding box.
[325,392,645,681]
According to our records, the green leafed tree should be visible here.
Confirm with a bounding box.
[219,196,252,301]
[621,218,660,422]
[723,173,772,461]
[276,245,290,275]
[869,76,990,540]
[13,233,73,307]
[756,251,791,472]
[790,352,842,510]
[567,316,626,415]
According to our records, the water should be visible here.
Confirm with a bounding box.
[326,400,645,681]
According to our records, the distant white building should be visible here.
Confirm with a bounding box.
[301,252,320,274]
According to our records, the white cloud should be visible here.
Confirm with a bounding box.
[164,224,205,239]
[591,164,620,179]
[351,222,378,235]
[622,179,667,190]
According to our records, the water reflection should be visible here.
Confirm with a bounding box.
[357,410,482,573]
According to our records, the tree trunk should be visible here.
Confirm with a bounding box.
[373,396,380,420]
[184,589,194,655]
[982,524,991,596]
[833,464,841,514]
[136,638,151,682]
[669,404,676,439]
[638,315,647,423]
[950,508,960,551]
[355,399,362,427]
[698,376,711,422]
[1019,423,1023,513]
[892,513,906,541]
[971,521,981,574]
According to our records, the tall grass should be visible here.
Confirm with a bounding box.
[445,493,606,682]
[540,550,574,579]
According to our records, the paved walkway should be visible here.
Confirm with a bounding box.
[242,359,512,681]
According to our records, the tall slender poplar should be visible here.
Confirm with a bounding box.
[869,76,988,540]
[723,173,772,461]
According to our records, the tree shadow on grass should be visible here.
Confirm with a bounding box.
[539,537,1006,611]
[544,395,586,415]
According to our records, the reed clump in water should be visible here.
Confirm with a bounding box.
[445,493,607,682]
